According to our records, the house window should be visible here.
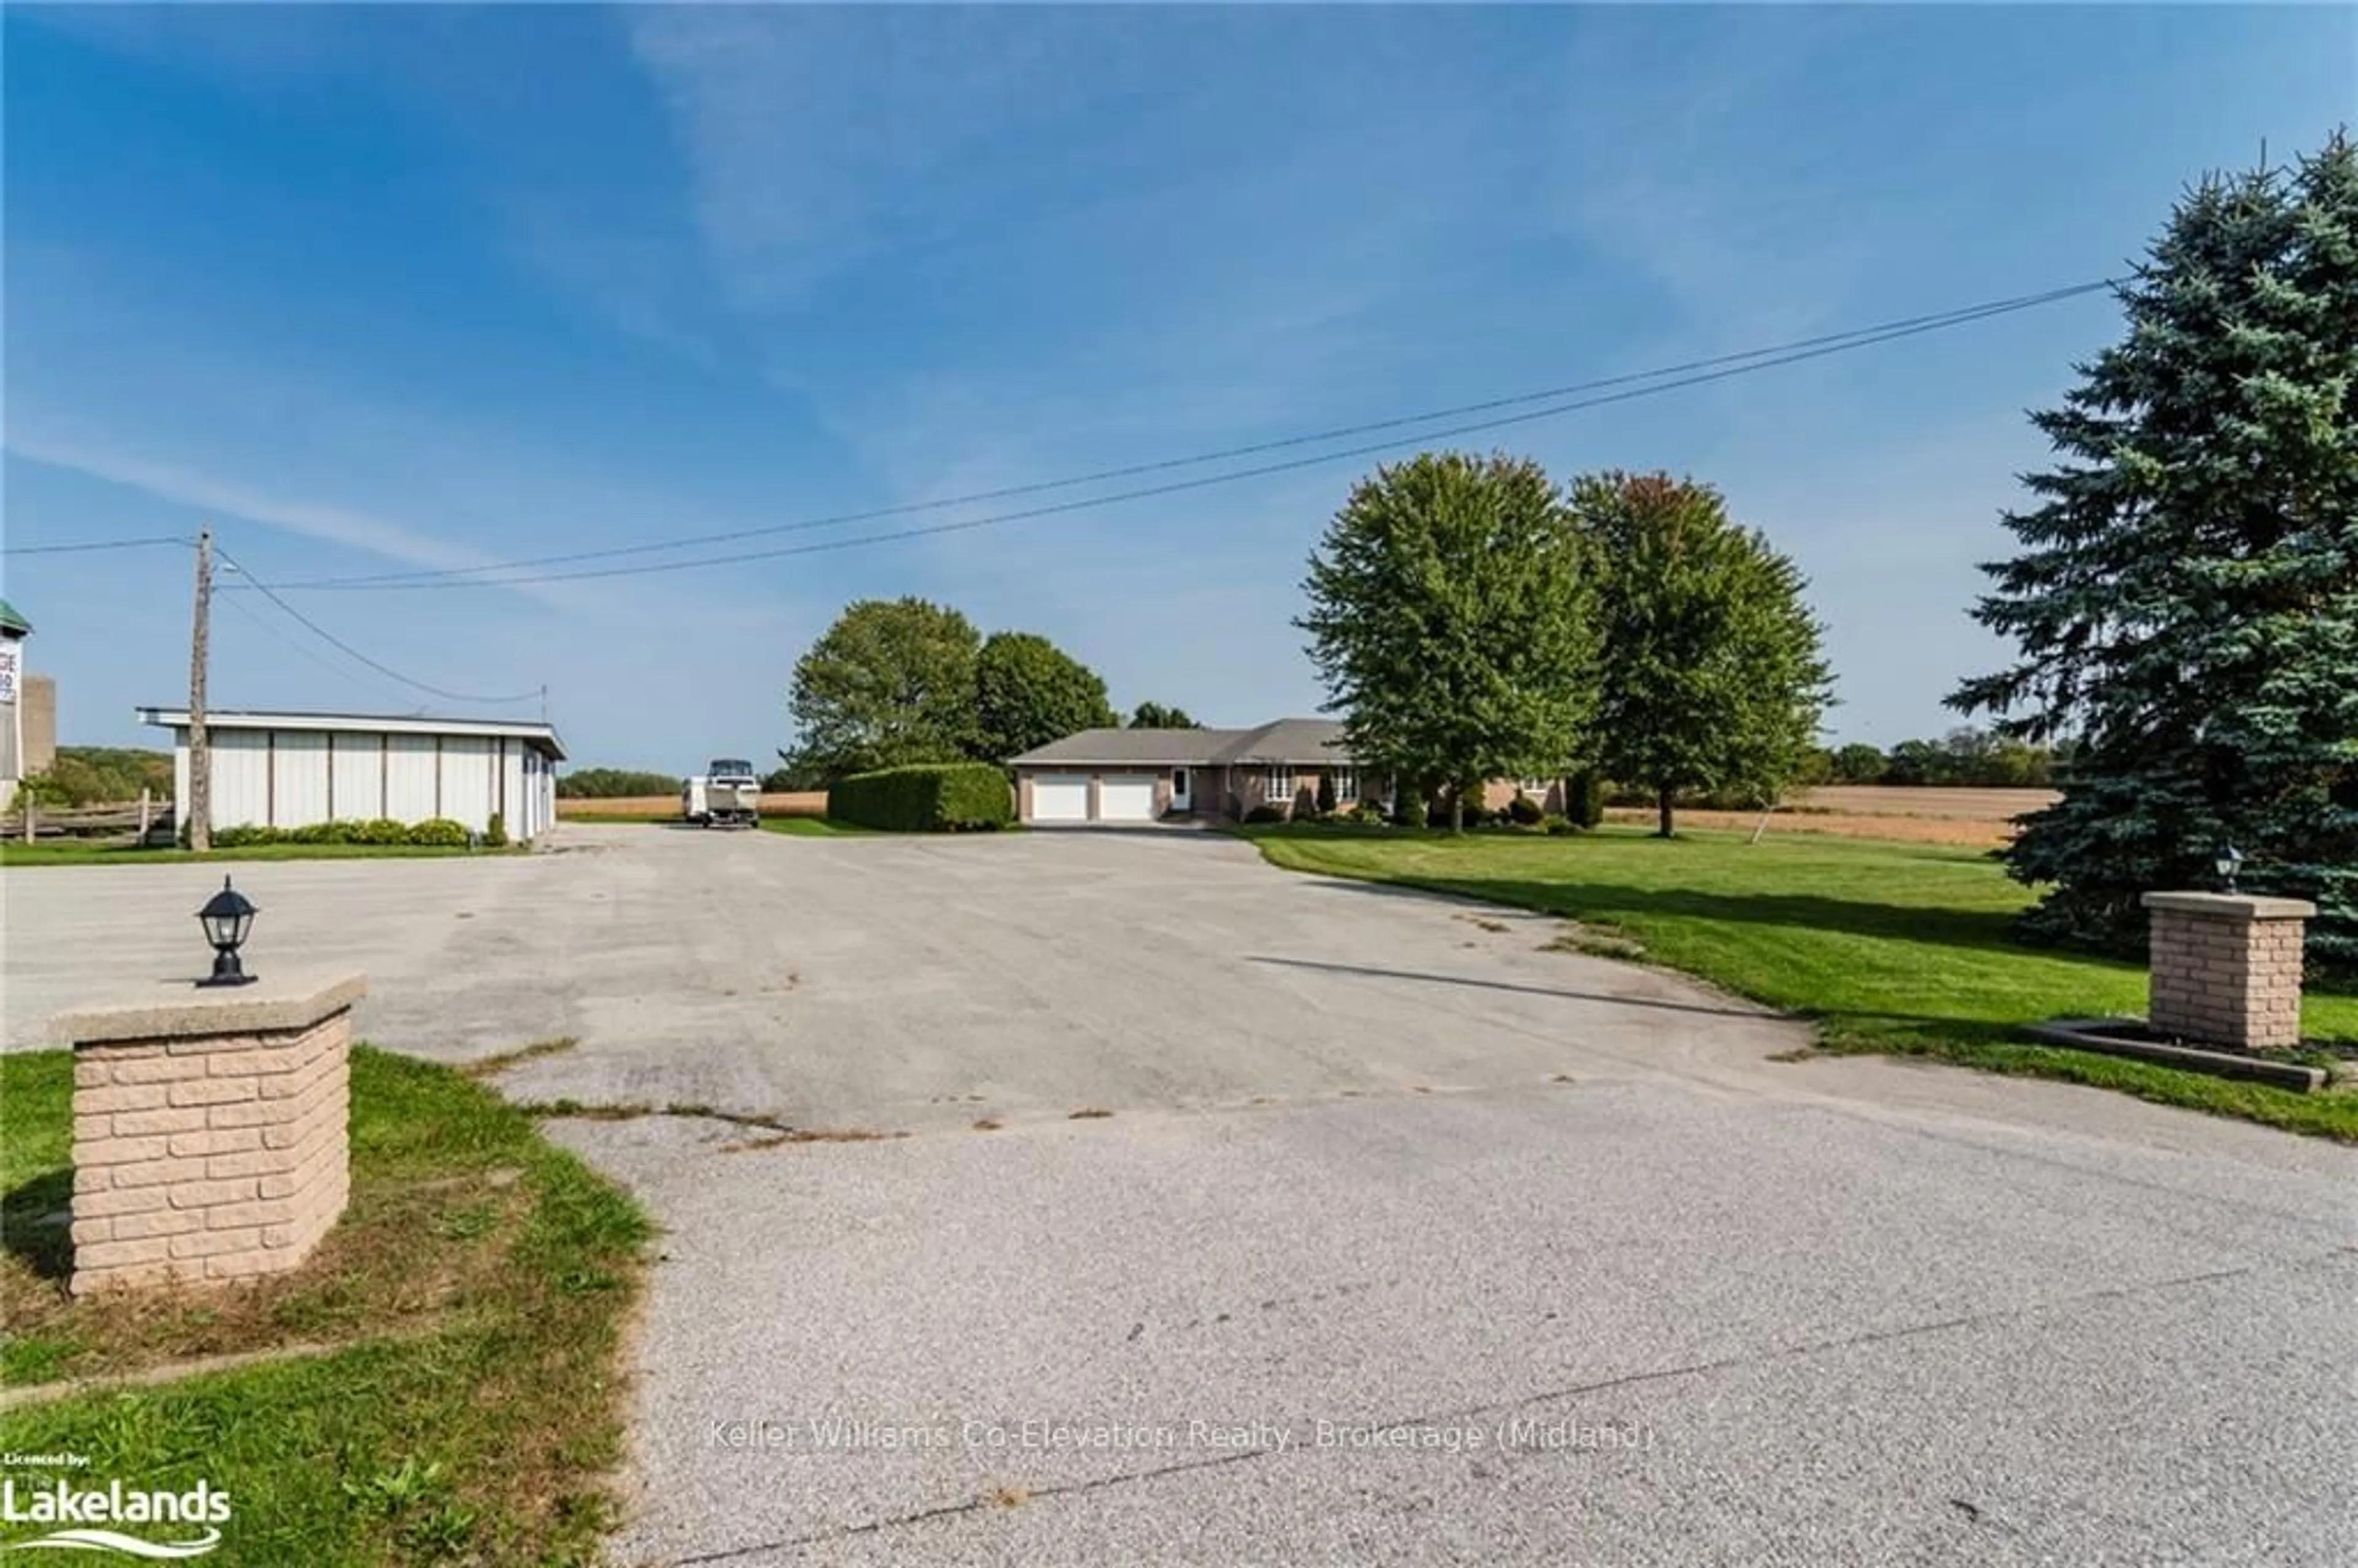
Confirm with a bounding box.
[1263,765,1291,801]
[1517,777,1552,794]
[1333,767,1358,801]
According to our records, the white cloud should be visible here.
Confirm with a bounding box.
[626,7,1143,309]
[7,428,500,575]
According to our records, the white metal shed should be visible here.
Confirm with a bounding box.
[137,708,567,840]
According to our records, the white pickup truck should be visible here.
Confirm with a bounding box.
[682,758,762,829]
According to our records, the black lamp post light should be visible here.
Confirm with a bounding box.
[2214,844,2244,895]
[196,875,259,987]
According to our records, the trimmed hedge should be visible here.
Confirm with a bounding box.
[1565,770,1606,829]
[828,763,1014,833]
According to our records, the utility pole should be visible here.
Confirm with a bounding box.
[188,527,213,852]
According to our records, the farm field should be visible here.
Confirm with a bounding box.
[1607,785,2060,848]
[556,791,827,820]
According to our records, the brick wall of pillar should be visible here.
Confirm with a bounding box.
[59,977,361,1295]
[2141,892,2314,1052]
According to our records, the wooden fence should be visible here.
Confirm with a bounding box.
[7,792,176,846]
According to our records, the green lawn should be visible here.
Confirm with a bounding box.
[1243,824,2358,1139]
[0,1047,650,1565]
[0,841,515,867]
[758,816,893,837]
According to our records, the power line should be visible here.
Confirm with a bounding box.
[213,585,426,710]
[260,278,2116,592]
[269,279,2113,594]
[1,534,191,556]
[213,545,547,705]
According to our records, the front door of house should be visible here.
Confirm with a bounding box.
[1170,767,1193,813]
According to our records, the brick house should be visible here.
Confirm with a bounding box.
[1008,718,1566,825]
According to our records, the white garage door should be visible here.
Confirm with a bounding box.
[1030,774,1089,822]
[1097,775,1158,822]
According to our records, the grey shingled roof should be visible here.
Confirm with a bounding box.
[1008,718,1356,767]
[1212,719,1353,765]
[1006,728,1248,766]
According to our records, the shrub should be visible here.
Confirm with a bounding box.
[483,812,509,848]
[408,818,471,847]
[1566,770,1606,829]
[1544,815,1579,836]
[211,824,282,847]
[353,818,411,845]
[1347,801,1389,826]
[286,822,341,844]
[1507,791,1544,826]
[829,763,1014,833]
[1315,772,1337,815]
[1243,802,1290,824]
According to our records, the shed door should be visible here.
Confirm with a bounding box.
[1097,775,1157,822]
[1030,774,1089,823]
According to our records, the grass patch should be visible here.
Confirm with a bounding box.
[1240,824,2358,1140]
[0,1047,650,1564]
[0,841,515,867]
[757,817,885,837]
[758,817,1025,839]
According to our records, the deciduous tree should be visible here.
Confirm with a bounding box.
[1298,451,1600,833]
[1126,701,1200,729]
[1831,742,1888,785]
[1574,472,1833,836]
[973,631,1118,762]
[785,598,982,782]
[1952,132,2358,966]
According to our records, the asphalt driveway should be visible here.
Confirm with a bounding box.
[7,826,2353,1564]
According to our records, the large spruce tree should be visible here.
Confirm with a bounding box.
[1951,132,2358,968]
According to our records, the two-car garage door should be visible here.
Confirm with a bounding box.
[1029,774,1158,823]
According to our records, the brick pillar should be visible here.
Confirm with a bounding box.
[2140,893,2314,1052]
[56,974,365,1295]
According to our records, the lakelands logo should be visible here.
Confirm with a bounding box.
[0,1477,230,1559]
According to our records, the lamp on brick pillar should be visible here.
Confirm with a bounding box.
[196,876,258,988]
[2214,844,2244,895]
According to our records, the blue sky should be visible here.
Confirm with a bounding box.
[5,4,2352,771]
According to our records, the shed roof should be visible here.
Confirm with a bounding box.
[138,707,567,761]
[0,599,29,637]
